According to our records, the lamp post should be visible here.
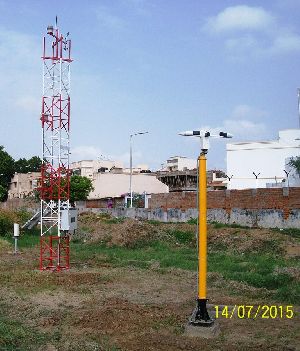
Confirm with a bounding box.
[129,131,149,208]
[179,130,232,327]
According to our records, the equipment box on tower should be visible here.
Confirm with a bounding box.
[60,208,78,231]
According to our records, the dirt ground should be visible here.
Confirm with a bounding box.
[0,218,299,351]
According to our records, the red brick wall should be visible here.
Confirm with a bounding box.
[149,188,300,217]
[86,198,124,208]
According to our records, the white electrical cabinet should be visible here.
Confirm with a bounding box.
[60,208,78,231]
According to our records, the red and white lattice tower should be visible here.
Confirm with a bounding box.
[39,21,72,271]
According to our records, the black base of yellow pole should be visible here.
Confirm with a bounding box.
[190,299,214,327]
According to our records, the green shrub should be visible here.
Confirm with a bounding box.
[0,210,15,237]
[14,208,31,224]
[0,209,32,237]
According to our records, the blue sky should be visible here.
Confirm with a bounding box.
[1,0,300,170]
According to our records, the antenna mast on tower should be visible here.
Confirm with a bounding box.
[39,19,74,271]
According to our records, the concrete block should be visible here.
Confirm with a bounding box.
[185,320,220,338]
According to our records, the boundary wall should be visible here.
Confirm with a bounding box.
[76,187,300,228]
[2,188,300,228]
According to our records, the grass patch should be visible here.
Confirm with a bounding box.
[0,314,48,350]
[210,221,250,229]
[4,225,298,304]
[0,271,58,293]
[72,240,197,271]
[147,219,162,225]
[273,228,300,240]
[208,252,299,303]
[18,231,40,248]
[79,212,125,225]
[72,239,299,303]
[152,315,184,335]
[166,229,195,245]
[0,231,39,250]
[103,217,126,224]
[187,218,197,225]
[275,281,300,303]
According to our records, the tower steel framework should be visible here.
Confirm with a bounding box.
[39,22,72,271]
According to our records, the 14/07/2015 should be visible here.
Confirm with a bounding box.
[214,305,294,319]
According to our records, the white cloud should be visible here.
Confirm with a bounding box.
[16,96,40,114]
[203,5,300,56]
[231,104,267,120]
[113,150,142,166]
[270,32,300,53]
[0,27,39,67]
[225,35,259,53]
[0,28,41,158]
[121,0,152,16]
[71,146,103,160]
[197,104,267,141]
[0,28,40,93]
[95,6,126,30]
[204,5,274,34]
[71,145,143,167]
[225,104,267,139]
[223,119,266,138]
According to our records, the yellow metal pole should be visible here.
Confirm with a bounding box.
[198,153,207,300]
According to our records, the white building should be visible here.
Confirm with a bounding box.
[227,129,300,189]
[70,159,123,179]
[123,164,150,174]
[285,157,300,187]
[88,173,168,199]
[165,156,197,172]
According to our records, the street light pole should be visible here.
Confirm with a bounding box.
[297,88,300,128]
[179,130,232,329]
[129,131,149,208]
[129,134,133,208]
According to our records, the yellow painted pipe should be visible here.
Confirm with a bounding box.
[198,154,207,300]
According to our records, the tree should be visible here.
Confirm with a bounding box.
[70,175,94,203]
[0,146,15,200]
[0,185,7,202]
[14,158,29,173]
[289,156,300,176]
[0,146,42,202]
[27,156,42,172]
[14,156,42,173]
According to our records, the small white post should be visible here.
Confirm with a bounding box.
[13,223,20,255]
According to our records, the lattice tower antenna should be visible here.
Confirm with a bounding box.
[39,20,73,271]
